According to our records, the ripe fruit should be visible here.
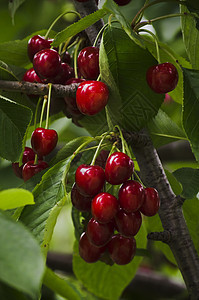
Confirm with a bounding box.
[86,217,114,247]
[140,187,160,216]
[79,232,105,263]
[71,183,92,212]
[105,152,134,185]
[115,209,142,237]
[33,49,61,79]
[75,164,105,196]
[114,0,131,5]
[146,62,178,94]
[27,35,53,62]
[12,147,38,178]
[31,127,58,157]
[77,46,99,80]
[108,234,136,265]
[91,192,119,223]
[76,80,109,115]
[118,180,145,212]
[22,68,42,83]
[62,51,71,65]
[22,160,49,181]
[52,63,74,84]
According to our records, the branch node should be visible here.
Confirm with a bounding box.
[147,230,172,244]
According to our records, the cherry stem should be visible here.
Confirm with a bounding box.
[34,96,43,130]
[45,83,52,129]
[134,170,146,188]
[90,133,109,166]
[45,11,81,40]
[114,125,126,154]
[93,23,109,47]
[74,38,84,79]
[138,29,161,63]
[39,96,48,127]
[34,153,38,165]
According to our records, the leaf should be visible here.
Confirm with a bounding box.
[8,0,26,22]
[182,68,199,162]
[164,169,183,196]
[0,188,34,210]
[184,0,199,15]
[0,211,45,299]
[173,168,199,199]
[52,9,108,47]
[73,224,147,300]
[0,60,19,80]
[0,95,32,162]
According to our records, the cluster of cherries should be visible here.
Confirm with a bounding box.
[71,151,160,265]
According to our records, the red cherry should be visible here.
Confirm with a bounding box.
[114,0,131,5]
[76,80,109,115]
[33,49,61,79]
[52,63,74,84]
[27,35,53,62]
[146,62,178,94]
[71,183,92,212]
[22,68,43,83]
[86,217,114,247]
[95,149,110,169]
[118,180,145,213]
[108,234,136,265]
[79,232,106,263]
[91,192,119,224]
[75,164,105,196]
[105,152,134,185]
[77,46,99,80]
[62,51,71,65]
[65,78,85,85]
[140,187,160,216]
[22,160,49,181]
[115,209,142,237]
[12,147,38,178]
[31,127,58,157]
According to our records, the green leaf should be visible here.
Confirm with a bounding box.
[0,60,19,80]
[184,1,199,15]
[0,211,45,299]
[8,0,26,22]
[52,9,108,47]
[0,95,32,161]
[0,188,34,210]
[182,68,199,162]
[73,224,147,300]
[164,169,183,196]
[173,168,199,199]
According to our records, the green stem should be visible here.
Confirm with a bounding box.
[138,29,161,63]
[45,83,52,129]
[134,170,146,188]
[90,133,109,166]
[39,96,48,127]
[93,23,109,47]
[34,96,43,130]
[73,38,83,79]
[114,125,126,153]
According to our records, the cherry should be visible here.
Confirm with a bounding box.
[146,62,178,94]
[22,160,49,181]
[33,49,61,79]
[52,63,74,84]
[64,78,85,117]
[118,180,145,213]
[91,192,119,224]
[79,232,106,263]
[76,80,109,115]
[115,209,142,237]
[22,68,42,83]
[61,51,71,65]
[113,0,131,5]
[86,217,114,247]
[77,46,99,80]
[140,187,160,216]
[27,35,53,62]
[71,183,92,212]
[105,152,134,185]
[31,127,58,157]
[108,234,136,265]
[75,164,105,196]
[12,147,38,178]
[95,149,110,169]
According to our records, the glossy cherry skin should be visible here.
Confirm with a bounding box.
[22,68,42,83]
[105,152,134,185]
[108,234,136,265]
[76,80,109,115]
[79,232,106,263]
[71,183,92,212]
[28,35,53,62]
[62,51,71,65]
[52,63,74,84]
[115,209,142,237]
[31,127,58,157]
[118,180,145,213]
[91,192,119,224]
[22,160,49,181]
[33,49,61,79]
[77,46,99,80]
[86,217,114,247]
[95,149,110,169]
[12,147,38,178]
[114,0,131,5]
[140,187,160,216]
[75,164,105,196]
[146,62,178,94]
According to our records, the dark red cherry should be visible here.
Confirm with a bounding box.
[76,80,109,115]
[62,51,71,65]
[86,217,114,247]
[64,78,85,117]
[33,49,61,79]
[105,152,134,185]
[79,232,106,263]
[146,62,178,94]
[12,147,38,178]
[140,187,160,216]
[75,164,105,196]
[108,234,136,265]
[22,68,43,83]
[95,149,110,169]
[71,183,92,212]
[52,63,74,84]
[118,180,145,213]
[114,0,131,5]
[91,192,119,224]
[115,209,142,237]
[27,35,53,62]
[77,46,99,80]
[31,127,58,157]
[22,160,49,181]
[65,78,85,85]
